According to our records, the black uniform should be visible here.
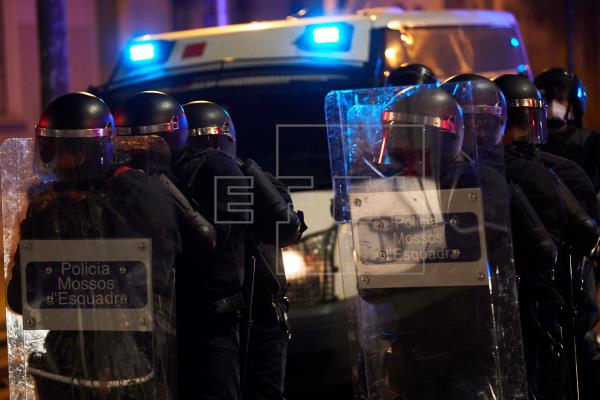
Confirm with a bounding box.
[174,144,250,400]
[494,75,576,399]
[178,99,307,399]
[242,171,305,400]
[114,91,219,400]
[8,166,181,400]
[543,127,600,194]
[539,149,600,400]
[503,143,569,399]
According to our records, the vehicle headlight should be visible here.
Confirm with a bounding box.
[282,225,337,307]
[282,249,307,281]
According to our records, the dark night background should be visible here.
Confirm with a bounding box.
[0,0,599,138]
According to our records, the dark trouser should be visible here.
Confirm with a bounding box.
[243,321,288,400]
[575,262,600,400]
[198,313,241,400]
[519,275,568,400]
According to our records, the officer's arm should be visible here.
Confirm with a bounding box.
[264,171,307,246]
[157,174,217,251]
[551,173,600,257]
[239,159,303,246]
[507,162,567,240]
[510,183,558,270]
[195,153,251,225]
[541,151,599,220]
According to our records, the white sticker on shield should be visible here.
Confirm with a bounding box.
[20,238,153,331]
[350,186,488,288]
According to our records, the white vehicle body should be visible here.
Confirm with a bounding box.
[109,8,528,89]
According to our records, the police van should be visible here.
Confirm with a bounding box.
[94,7,530,397]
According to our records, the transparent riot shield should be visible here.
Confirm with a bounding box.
[1,138,178,399]
[325,83,527,399]
[441,80,527,400]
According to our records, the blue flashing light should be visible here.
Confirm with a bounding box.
[313,26,340,44]
[129,43,156,62]
[295,23,353,52]
[517,64,527,73]
[577,87,584,98]
[510,37,520,47]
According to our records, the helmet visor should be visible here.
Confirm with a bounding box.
[441,80,507,156]
[506,99,548,144]
[113,135,172,175]
[34,136,113,182]
[378,116,462,177]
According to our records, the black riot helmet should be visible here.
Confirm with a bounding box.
[34,92,115,182]
[534,68,587,129]
[377,86,464,177]
[443,74,507,157]
[115,91,189,159]
[387,63,439,87]
[183,100,237,157]
[493,74,547,145]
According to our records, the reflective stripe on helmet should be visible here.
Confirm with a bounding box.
[507,98,545,108]
[35,126,114,138]
[188,124,235,140]
[382,111,457,133]
[116,117,179,136]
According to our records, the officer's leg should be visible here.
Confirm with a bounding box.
[245,322,288,400]
[577,262,600,399]
[199,313,241,400]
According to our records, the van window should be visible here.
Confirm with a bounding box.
[384,26,528,79]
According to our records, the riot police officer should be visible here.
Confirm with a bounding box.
[114,91,218,399]
[535,68,600,193]
[373,86,503,399]
[495,74,600,400]
[173,100,250,400]
[386,63,439,87]
[493,73,600,400]
[443,74,542,398]
[6,92,181,399]
[177,100,305,400]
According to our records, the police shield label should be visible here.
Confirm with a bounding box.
[20,238,153,331]
[350,187,488,288]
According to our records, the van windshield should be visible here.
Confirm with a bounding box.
[384,26,529,79]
